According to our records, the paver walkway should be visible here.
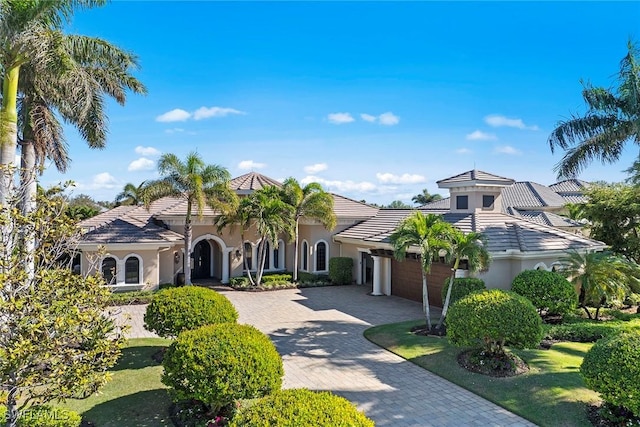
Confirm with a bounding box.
[114,285,535,426]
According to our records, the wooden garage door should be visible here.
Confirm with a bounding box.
[391,258,451,307]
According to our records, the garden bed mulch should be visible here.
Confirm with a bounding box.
[457,349,529,377]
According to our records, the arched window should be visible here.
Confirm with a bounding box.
[302,241,308,271]
[273,239,284,270]
[315,241,327,272]
[125,256,140,284]
[244,242,253,270]
[102,257,117,285]
[264,241,270,270]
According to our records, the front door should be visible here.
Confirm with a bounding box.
[192,240,211,279]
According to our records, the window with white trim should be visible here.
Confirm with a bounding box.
[315,241,327,272]
[125,256,140,284]
[102,257,117,285]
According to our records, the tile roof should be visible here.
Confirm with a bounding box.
[331,193,379,219]
[334,209,604,253]
[437,169,515,187]
[420,197,451,210]
[506,207,583,228]
[549,179,590,194]
[501,181,566,208]
[229,172,282,193]
[79,207,183,245]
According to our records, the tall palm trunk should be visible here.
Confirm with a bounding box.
[184,202,193,285]
[437,257,460,329]
[0,66,20,207]
[292,218,300,281]
[255,239,268,286]
[19,138,37,283]
[422,271,432,331]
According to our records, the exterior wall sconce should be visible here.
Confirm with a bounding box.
[174,251,180,264]
[235,249,242,260]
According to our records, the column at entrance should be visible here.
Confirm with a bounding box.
[222,248,232,284]
[372,255,383,296]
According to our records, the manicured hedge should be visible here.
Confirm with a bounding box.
[297,271,329,284]
[108,290,154,306]
[447,289,543,355]
[229,389,374,427]
[441,277,485,307]
[0,405,81,427]
[511,270,577,317]
[329,257,353,285]
[144,286,238,338]
[162,323,283,413]
[581,331,640,416]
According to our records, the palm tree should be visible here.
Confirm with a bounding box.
[436,229,490,329]
[0,0,108,205]
[549,41,640,179]
[141,152,237,285]
[558,250,640,320]
[281,178,336,282]
[411,189,443,205]
[16,33,145,279]
[114,182,146,206]
[247,186,294,286]
[389,212,453,331]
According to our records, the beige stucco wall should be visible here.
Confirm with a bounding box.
[81,248,161,290]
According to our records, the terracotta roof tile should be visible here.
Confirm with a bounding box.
[437,169,515,186]
[229,172,282,193]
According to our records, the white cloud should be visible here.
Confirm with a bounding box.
[304,163,328,174]
[238,160,266,170]
[164,128,184,134]
[327,112,355,124]
[466,130,497,141]
[378,112,400,126]
[156,108,191,122]
[484,114,539,130]
[456,148,472,154]
[376,172,426,184]
[135,146,161,157]
[193,106,245,120]
[128,157,155,171]
[494,145,522,155]
[301,175,376,192]
[84,172,118,190]
[360,113,377,123]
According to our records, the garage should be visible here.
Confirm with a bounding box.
[391,258,452,307]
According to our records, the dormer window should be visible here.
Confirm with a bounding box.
[456,195,468,210]
[482,195,495,209]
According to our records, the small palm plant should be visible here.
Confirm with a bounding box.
[390,212,453,331]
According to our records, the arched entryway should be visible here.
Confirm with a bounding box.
[192,240,212,279]
[191,234,231,283]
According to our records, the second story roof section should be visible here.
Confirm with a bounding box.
[501,181,566,210]
[229,172,282,195]
[437,169,515,214]
[549,179,590,204]
[436,169,516,189]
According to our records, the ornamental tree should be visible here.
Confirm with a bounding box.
[0,185,125,427]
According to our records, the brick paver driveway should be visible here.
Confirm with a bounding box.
[117,285,534,426]
[219,285,534,426]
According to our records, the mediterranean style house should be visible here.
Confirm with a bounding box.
[76,170,605,306]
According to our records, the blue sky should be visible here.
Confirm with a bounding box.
[39,1,640,205]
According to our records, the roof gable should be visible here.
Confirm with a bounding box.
[437,169,515,188]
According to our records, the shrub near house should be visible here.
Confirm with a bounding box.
[511,270,577,318]
[144,286,238,338]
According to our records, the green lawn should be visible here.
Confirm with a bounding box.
[365,320,599,427]
[59,338,173,427]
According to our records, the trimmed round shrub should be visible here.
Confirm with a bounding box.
[511,270,577,317]
[0,405,81,427]
[446,289,543,355]
[162,323,283,413]
[581,331,640,416]
[229,389,374,427]
[441,277,486,307]
[144,286,238,337]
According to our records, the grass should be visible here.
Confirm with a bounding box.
[58,338,173,427]
[365,320,599,427]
